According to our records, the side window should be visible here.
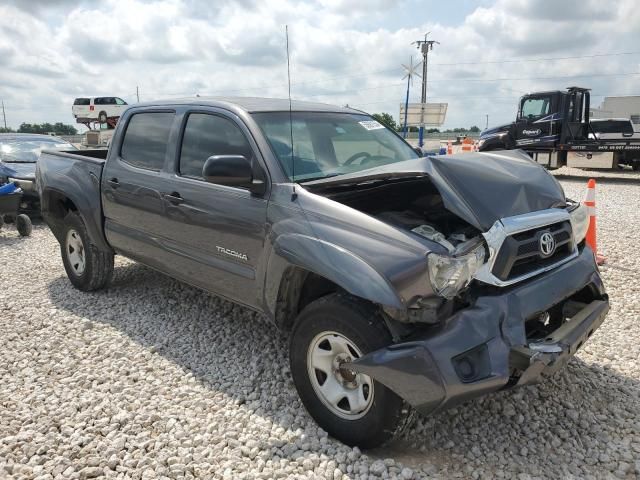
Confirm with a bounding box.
[520,98,550,119]
[94,97,104,105]
[115,98,127,105]
[179,113,253,180]
[121,112,174,171]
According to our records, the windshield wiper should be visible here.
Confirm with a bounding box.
[297,173,344,183]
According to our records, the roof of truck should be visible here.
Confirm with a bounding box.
[137,96,362,114]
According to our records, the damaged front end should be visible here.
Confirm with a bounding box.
[301,151,608,413]
[347,244,608,416]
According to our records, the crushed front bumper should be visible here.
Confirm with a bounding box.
[350,246,609,416]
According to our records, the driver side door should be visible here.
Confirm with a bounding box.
[153,110,270,308]
[515,96,553,147]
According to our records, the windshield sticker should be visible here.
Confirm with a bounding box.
[359,120,385,131]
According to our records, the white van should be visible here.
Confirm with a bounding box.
[72,97,128,124]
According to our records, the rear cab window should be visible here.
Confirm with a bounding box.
[120,112,175,171]
[73,98,90,106]
[178,113,253,182]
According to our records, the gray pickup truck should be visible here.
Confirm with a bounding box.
[37,97,609,448]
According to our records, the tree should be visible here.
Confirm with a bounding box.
[371,112,398,131]
[0,127,14,133]
[469,125,481,133]
[17,122,77,136]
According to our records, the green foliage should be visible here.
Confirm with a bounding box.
[17,122,78,136]
[469,125,481,133]
[371,112,399,131]
[0,127,15,133]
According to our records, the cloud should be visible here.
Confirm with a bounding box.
[0,0,638,131]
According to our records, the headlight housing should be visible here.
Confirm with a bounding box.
[427,244,486,299]
[569,202,589,244]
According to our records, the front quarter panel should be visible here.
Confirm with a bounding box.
[262,184,437,319]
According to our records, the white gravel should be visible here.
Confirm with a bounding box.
[1,176,639,479]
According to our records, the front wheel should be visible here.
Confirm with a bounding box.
[61,212,114,291]
[289,293,413,448]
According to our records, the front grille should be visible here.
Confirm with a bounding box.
[492,221,574,281]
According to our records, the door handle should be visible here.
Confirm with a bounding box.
[162,192,184,205]
[107,178,120,188]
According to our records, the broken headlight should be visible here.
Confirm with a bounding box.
[427,244,486,299]
[569,202,589,244]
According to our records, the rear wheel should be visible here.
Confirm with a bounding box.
[289,293,413,448]
[15,214,32,237]
[61,212,114,291]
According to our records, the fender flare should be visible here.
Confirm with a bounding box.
[40,184,112,252]
[264,233,404,322]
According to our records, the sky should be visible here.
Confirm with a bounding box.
[1,0,639,132]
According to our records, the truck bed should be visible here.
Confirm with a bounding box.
[36,148,111,252]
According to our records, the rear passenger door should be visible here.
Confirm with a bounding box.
[102,109,179,273]
[155,110,269,308]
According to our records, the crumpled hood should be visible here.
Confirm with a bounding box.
[1,161,35,179]
[304,150,566,231]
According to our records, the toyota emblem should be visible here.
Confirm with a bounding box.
[539,232,556,257]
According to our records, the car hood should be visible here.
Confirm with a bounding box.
[303,150,566,232]
[481,123,512,138]
[1,161,36,179]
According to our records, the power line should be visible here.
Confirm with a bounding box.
[430,51,640,66]
[138,51,640,98]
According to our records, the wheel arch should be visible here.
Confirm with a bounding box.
[40,187,112,252]
[264,234,404,330]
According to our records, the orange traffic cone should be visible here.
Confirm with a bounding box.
[447,140,453,155]
[461,137,474,153]
[584,178,606,265]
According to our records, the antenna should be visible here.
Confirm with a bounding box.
[285,25,296,200]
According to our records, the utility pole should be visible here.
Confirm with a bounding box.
[485,114,489,130]
[1,100,6,130]
[136,86,140,103]
[413,33,439,148]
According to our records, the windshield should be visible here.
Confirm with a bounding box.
[252,112,418,182]
[0,138,74,162]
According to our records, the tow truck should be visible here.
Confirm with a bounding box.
[478,86,640,170]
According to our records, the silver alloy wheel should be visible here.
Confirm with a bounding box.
[65,229,86,276]
[306,331,374,420]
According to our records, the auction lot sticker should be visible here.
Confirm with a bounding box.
[359,120,385,130]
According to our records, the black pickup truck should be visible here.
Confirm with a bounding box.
[37,97,609,448]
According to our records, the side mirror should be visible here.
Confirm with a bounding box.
[202,155,266,195]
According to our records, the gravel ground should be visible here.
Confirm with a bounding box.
[1,177,639,480]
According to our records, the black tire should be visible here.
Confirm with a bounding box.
[98,111,107,124]
[633,163,640,171]
[3,214,15,224]
[15,214,32,237]
[290,293,413,448]
[0,214,3,231]
[60,212,114,291]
